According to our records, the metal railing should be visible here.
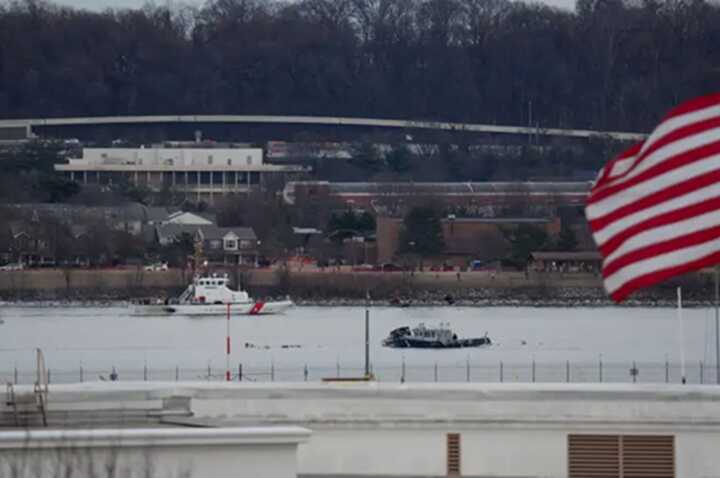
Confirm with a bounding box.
[2,360,716,385]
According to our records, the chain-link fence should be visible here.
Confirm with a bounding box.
[2,360,718,385]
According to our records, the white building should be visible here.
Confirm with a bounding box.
[5,381,720,478]
[0,427,310,478]
[54,148,308,201]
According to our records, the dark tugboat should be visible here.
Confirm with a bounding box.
[382,323,491,349]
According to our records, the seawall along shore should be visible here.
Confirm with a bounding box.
[0,267,713,307]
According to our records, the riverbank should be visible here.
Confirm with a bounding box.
[0,290,714,308]
[0,268,713,307]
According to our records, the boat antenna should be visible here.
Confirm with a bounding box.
[193,235,205,274]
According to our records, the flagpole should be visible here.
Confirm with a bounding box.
[678,286,686,384]
[715,266,719,385]
[364,289,370,378]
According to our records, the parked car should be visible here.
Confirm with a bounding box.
[0,263,24,271]
[381,263,403,272]
[144,262,168,271]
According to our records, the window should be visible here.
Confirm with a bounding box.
[225,239,238,250]
[568,434,674,478]
[246,155,252,165]
[208,155,213,165]
[210,239,221,250]
[227,158,232,166]
[239,240,252,249]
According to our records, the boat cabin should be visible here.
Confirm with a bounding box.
[179,274,251,304]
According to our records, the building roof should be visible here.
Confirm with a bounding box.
[165,211,216,225]
[144,206,171,223]
[379,216,553,224]
[156,224,253,244]
[531,251,602,261]
[155,224,199,244]
[70,225,88,238]
[292,227,323,235]
[199,226,257,242]
[443,217,553,224]
[4,203,148,223]
[323,181,592,195]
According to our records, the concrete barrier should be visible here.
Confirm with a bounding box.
[0,426,310,478]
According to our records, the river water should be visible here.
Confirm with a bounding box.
[1,305,718,384]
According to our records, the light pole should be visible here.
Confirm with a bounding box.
[255,240,262,268]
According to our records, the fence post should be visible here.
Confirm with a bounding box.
[336,359,340,378]
[500,361,504,383]
[175,366,179,382]
[632,361,638,383]
[700,361,704,384]
[79,364,83,383]
[13,367,17,385]
[665,359,669,383]
[47,368,51,384]
[271,361,275,382]
[401,356,406,383]
[238,363,243,382]
[143,363,148,381]
[304,364,308,382]
[566,360,570,383]
[207,364,211,381]
[466,358,470,383]
[532,359,536,383]
[434,362,438,382]
[599,356,603,383]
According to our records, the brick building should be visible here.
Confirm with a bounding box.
[376,215,562,266]
[283,181,591,213]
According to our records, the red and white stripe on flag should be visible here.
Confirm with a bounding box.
[586,93,720,302]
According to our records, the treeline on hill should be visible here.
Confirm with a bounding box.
[0,0,719,132]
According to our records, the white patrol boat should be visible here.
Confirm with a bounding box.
[133,274,293,316]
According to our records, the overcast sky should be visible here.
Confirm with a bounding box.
[51,0,577,14]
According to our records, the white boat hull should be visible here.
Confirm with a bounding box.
[133,300,294,317]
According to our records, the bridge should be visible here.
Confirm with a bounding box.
[0,114,646,142]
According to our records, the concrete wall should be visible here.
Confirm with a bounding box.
[0,268,605,296]
[0,269,187,295]
[0,427,310,478]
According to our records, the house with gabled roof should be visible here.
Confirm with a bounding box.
[155,222,259,266]
[194,226,258,266]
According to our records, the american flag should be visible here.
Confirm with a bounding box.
[586,93,720,302]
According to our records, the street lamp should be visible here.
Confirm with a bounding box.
[409,241,416,271]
